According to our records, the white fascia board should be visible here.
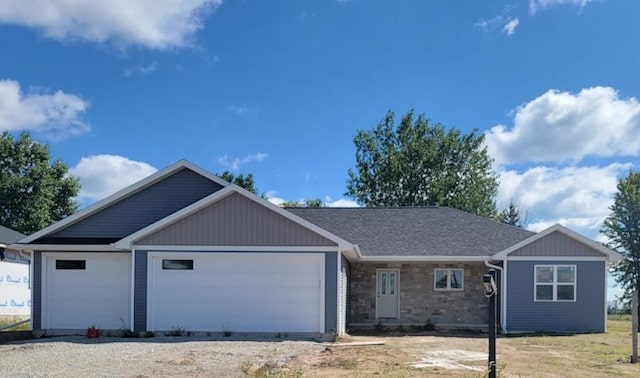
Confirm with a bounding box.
[115,184,356,251]
[492,224,623,261]
[20,160,230,244]
[133,245,339,252]
[358,255,489,262]
[9,244,127,252]
[504,256,609,262]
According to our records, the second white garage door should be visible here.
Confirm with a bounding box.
[148,252,325,333]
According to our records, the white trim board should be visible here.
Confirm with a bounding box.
[132,245,339,252]
[19,160,230,244]
[10,244,126,252]
[359,256,489,262]
[505,256,609,262]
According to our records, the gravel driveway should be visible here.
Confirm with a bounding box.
[0,335,324,377]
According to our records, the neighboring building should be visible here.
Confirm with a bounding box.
[11,160,621,337]
[0,225,29,319]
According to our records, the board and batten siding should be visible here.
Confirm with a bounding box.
[510,231,603,257]
[32,251,42,330]
[134,250,339,334]
[133,251,148,332]
[136,193,337,247]
[44,168,223,240]
[506,260,605,333]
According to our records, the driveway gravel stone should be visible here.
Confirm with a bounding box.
[0,335,324,377]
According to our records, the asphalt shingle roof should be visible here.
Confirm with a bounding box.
[0,225,25,244]
[288,207,535,257]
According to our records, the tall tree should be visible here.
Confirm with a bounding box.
[0,132,80,234]
[497,200,527,228]
[602,171,640,301]
[281,199,323,207]
[217,171,257,194]
[346,110,498,217]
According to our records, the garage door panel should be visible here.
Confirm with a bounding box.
[150,253,324,333]
[44,253,131,330]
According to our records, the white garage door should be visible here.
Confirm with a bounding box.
[148,253,324,333]
[43,253,131,330]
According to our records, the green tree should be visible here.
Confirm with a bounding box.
[0,132,80,234]
[217,171,257,194]
[497,200,527,228]
[602,171,640,301]
[281,199,323,207]
[346,110,498,217]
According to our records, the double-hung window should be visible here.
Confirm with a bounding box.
[534,265,576,301]
[434,268,464,290]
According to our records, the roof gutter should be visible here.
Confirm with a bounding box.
[359,255,491,262]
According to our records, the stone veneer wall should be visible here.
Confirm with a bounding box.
[349,262,488,326]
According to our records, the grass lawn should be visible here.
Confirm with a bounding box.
[0,316,30,331]
[279,316,640,377]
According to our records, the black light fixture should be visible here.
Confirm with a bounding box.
[483,269,497,378]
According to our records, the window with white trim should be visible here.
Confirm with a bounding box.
[534,265,576,301]
[434,268,464,290]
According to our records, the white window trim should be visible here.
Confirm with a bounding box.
[433,268,464,291]
[534,264,577,302]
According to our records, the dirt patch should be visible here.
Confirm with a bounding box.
[284,320,640,377]
[411,350,486,371]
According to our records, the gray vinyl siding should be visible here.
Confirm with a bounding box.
[32,251,42,330]
[506,260,605,333]
[325,252,338,333]
[133,251,148,332]
[136,193,337,247]
[511,232,603,257]
[47,168,223,240]
[133,250,337,334]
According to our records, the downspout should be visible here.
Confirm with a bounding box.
[484,260,506,333]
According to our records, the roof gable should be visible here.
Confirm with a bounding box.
[21,160,229,244]
[115,186,352,250]
[492,224,623,261]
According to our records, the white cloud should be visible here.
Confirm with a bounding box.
[0,79,89,137]
[497,163,631,239]
[530,0,593,14]
[265,191,285,206]
[227,105,251,115]
[485,87,640,165]
[0,0,222,50]
[503,18,519,36]
[216,153,268,170]
[325,198,359,207]
[71,155,157,201]
[123,62,157,77]
[474,15,503,32]
[474,7,518,36]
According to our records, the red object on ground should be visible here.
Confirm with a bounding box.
[87,327,99,338]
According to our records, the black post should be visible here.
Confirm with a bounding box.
[488,269,497,378]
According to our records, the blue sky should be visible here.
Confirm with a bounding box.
[1,0,638,298]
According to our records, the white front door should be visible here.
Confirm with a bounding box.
[376,269,399,318]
